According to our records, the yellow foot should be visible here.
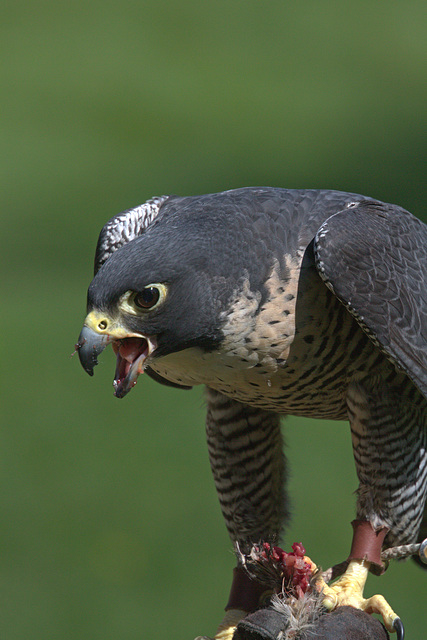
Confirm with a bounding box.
[316,559,404,638]
[194,608,247,640]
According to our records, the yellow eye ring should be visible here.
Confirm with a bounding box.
[119,284,167,315]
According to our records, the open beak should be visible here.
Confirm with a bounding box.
[75,312,157,398]
[111,335,157,398]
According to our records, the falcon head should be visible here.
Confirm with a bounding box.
[76,193,276,397]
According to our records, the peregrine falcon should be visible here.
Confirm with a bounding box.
[76,188,426,639]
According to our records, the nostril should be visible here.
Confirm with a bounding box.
[98,320,108,331]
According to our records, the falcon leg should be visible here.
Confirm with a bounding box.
[201,388,287,640]
[319,378,427,635]
[347,378,427,549]
[318,521,402,634]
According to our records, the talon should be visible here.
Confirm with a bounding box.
[316,559,401,634]
[393,618,404,640]
[213,609,247,640]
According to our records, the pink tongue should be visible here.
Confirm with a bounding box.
[113,338,149,398]
[118,338,146,362]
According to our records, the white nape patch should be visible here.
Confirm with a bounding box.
[96,195,168,269]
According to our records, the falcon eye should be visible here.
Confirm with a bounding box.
[132,284,167,311]
[118,284,167,316]
[134,287,160,309]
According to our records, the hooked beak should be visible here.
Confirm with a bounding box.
[76,324,111,376]
[75,311,157,398]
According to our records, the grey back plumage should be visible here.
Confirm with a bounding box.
[314,200,427,398]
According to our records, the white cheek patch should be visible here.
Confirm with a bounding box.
[149,256,302,394]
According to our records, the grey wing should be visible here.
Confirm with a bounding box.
[93,195,170,274]
[313,199,427,398]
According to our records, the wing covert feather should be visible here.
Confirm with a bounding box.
[314,200,427,397]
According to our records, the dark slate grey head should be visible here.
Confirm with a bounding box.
[77,191,295,397]
[87,222,226,356]
[86,192,289,353]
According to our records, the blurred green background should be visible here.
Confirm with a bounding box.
[2,1,426,638]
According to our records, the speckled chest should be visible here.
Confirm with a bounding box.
[151,257,386,420]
